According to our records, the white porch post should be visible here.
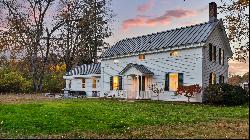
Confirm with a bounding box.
[136,75,139,99]
[140,75,143,99]
[126,75,128,99]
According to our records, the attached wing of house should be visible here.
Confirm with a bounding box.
[63,63,101,97]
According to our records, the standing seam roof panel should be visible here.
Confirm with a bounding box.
[178,25,201,45]
[164,29,185,48]
[171,26,196,47]
[101,20,220,58]
[168,27,191,47]
[154,32,171,50]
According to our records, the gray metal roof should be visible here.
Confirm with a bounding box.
[119,63,154,75]
[66,63,101,76]
[101,20,221,58]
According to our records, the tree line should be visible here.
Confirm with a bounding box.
[0,0,113,93]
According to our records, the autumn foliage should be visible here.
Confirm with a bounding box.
[175,84,202,102]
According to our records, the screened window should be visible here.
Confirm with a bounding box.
[139,54,145,60]
[92,79,97,89]
[82,79,86,88]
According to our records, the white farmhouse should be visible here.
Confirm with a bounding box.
[63,2,233,102]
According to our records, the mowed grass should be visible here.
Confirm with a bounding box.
[0,98,249,139]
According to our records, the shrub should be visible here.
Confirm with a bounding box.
[43,72,65,93]
[175,84,202,102]
[0,68,33,93]
[202,83,249,106]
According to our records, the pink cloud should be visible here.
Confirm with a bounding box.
[122,9,197,31]
[122,17,156,31]
[137,0,155,13]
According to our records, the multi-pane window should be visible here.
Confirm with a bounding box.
[209,43,216,62]
[82,78,86,88]
[110,76,123,90]
[209,73,216,85]
[92,79,97,89]
[139,54,145,60]
[164,73,183,91]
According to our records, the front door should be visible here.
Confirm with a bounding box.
[139,76,146,98]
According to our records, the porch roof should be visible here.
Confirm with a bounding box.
[119,63,154,75]
[66,63,101,76]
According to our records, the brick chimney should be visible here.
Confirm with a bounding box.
[209,2,217,22]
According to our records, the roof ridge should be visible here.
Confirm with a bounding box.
[116,20,219,43]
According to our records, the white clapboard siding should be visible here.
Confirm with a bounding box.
[202,24,231,88]
[100,46,203,102]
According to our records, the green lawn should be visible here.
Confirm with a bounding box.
[0,98,249,139]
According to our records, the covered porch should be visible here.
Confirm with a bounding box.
[110,63,154,100]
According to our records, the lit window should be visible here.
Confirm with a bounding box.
[169,73,179,91]
[170,51,178,56]
[82,79,86,88]
[113,76,119,90]
[92,79,97,88]
[139,54,145,60]
[210,73,216,84]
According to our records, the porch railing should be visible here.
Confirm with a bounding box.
[106,90,152,100]
[138,91,152,99]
